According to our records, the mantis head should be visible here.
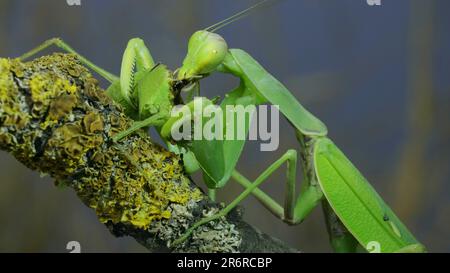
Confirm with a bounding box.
[177,1,273,80]
[177,30,228,80]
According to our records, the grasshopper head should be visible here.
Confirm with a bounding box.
[178,30,228,80]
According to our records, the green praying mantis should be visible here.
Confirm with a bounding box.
[18,1,426,253]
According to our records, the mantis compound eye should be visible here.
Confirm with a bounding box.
[178,30,228,79]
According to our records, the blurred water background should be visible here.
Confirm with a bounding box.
[0,0,449,252]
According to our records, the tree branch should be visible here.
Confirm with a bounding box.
[0,53,298,253]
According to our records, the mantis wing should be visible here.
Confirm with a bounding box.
[189,86,256,188]
[313,137,425,253]
[225,49,328,137]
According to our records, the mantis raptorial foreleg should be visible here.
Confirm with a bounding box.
[119,38,155,103]
[172,148,324,246]
[19,38,118,83]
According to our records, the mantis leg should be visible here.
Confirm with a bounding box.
[19,38,118,83]
[172,149,324,246]
[230,166,324,224]
[208,189,217,202]
[230,166,358,253]
[112,112,166,142]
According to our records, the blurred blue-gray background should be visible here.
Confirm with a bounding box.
[0,0,449,252]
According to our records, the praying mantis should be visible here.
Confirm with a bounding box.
[18,1,426,253]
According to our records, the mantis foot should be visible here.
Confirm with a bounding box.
[171,209,227,247]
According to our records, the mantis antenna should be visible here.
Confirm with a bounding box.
[205,0,282,33]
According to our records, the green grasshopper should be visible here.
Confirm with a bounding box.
[19,1,426,253]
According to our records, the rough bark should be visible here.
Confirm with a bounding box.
[0,53,298,253]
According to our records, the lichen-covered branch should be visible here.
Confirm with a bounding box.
[0,54,298,253]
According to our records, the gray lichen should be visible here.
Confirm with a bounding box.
[150,202,242,253]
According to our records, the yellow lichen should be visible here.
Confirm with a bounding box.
[0,59,30,133]
[82,112,104,134]
[29,73,77,123]
[48,94,78,120]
